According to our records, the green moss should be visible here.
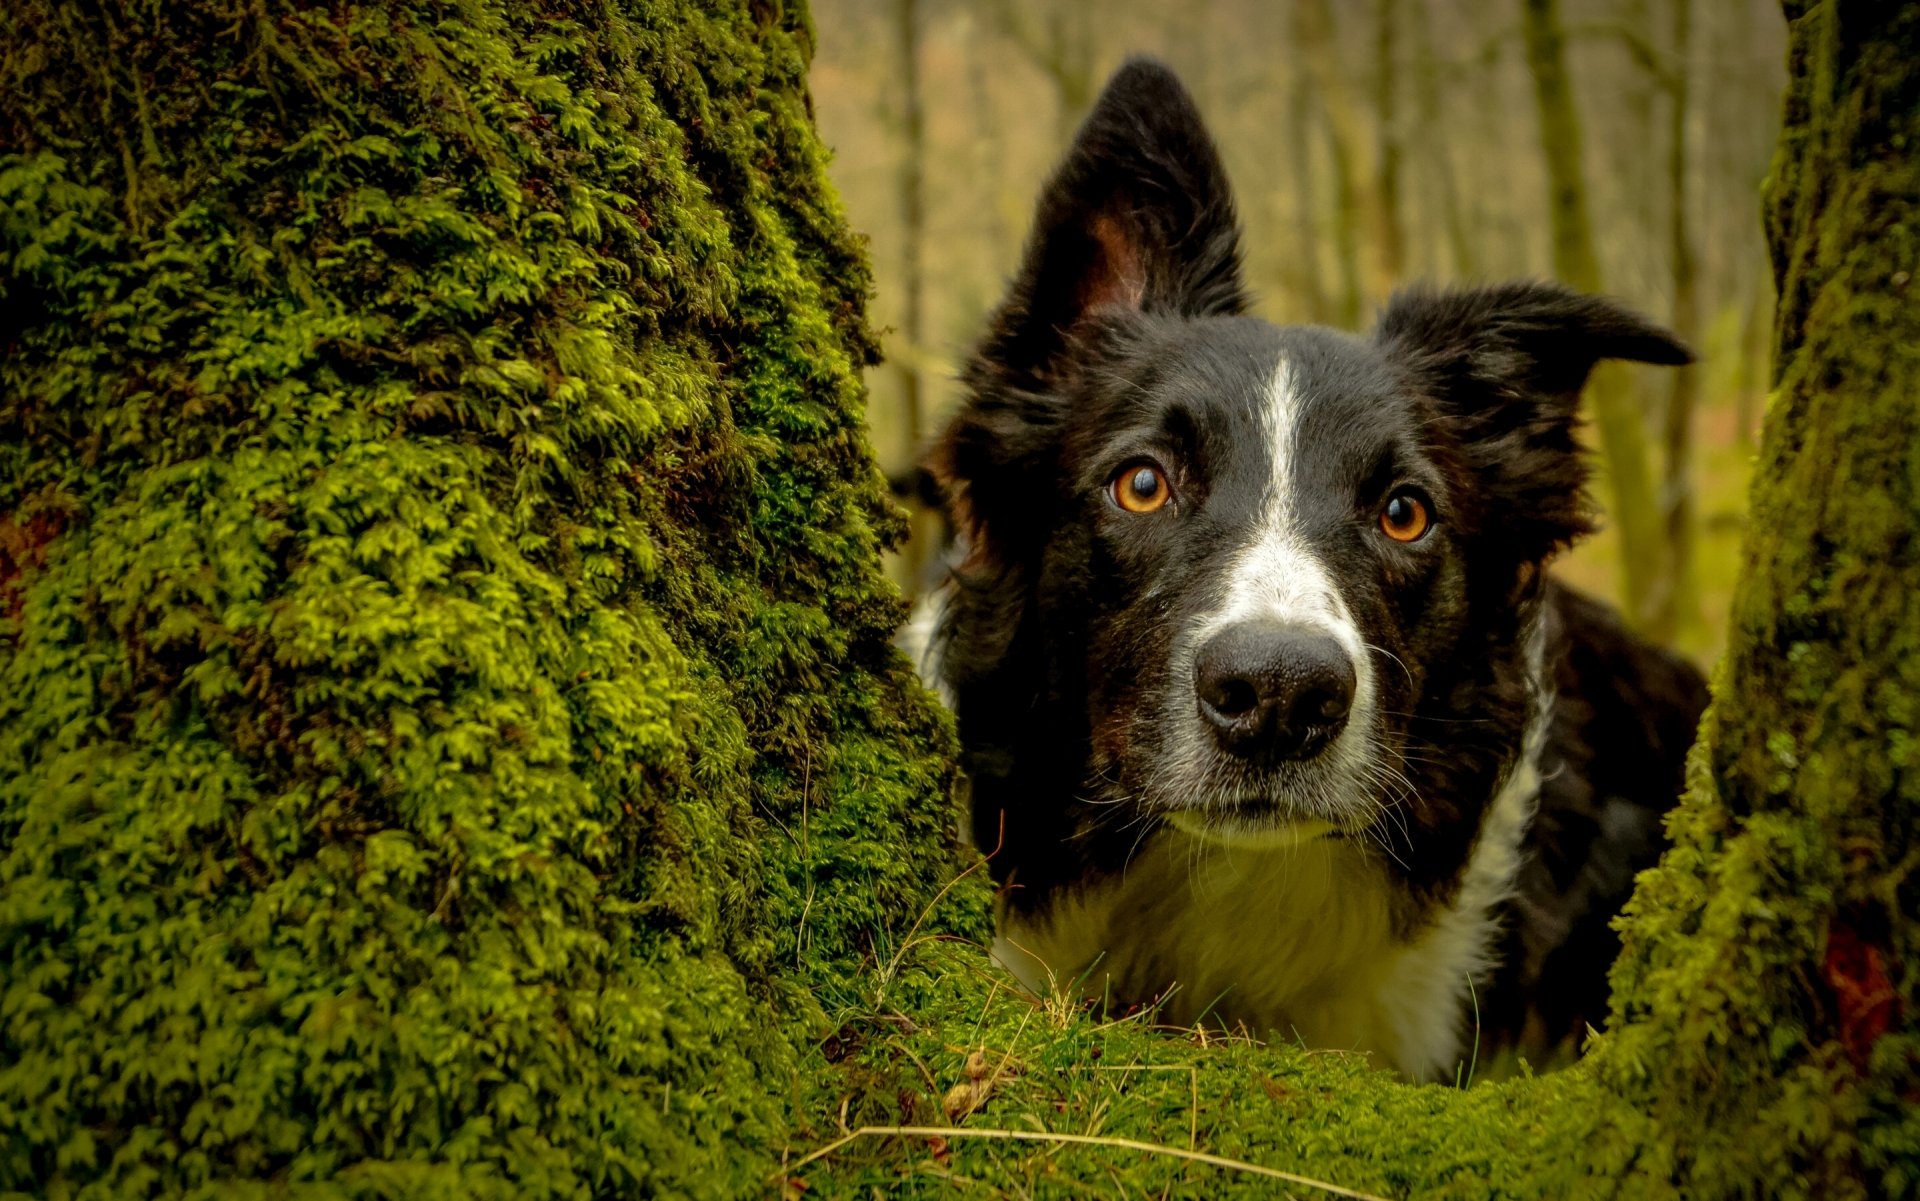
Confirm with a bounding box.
[1582,4,1920,1194]
[784,936,1595,1199]
[0,2,957,1196]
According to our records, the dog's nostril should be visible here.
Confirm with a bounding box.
[1302,683,1353,725]
[1206,677,1259,718]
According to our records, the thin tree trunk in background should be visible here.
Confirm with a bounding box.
[895,0,925,450]
[1619,0,1662,278]
[1647,0,1699,644]
[989,0,1096,149]
[1734,275,1770,445]
[1520,0,1662,630]
[1046,6,1096,145]
[1374,0,1407,283]
[893,0,933,592]
[1297,0,1371,318]
[1410,0,1477,278]
[1289,66,1332,322]
[1519,0,1601,286]
[1295,0,1367,327]
[1325,111,1367,329]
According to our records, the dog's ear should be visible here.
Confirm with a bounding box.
[1375,282,1691,559]
[939,60,1245,566]
[976,57,1247,393]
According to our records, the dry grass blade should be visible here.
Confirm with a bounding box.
[784,1124,1393,1199]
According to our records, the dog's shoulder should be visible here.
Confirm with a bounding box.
[1484,579,1710,1054]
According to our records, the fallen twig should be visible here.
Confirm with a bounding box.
[783,1124,1393,1200]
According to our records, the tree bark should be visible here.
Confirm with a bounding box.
[1520,0,1664,629]
[1590,2,1920,1192]
[0,1,956,1194]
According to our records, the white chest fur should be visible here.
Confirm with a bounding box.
[992,717,1543,1081]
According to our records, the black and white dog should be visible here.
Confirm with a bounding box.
[909,60,1709,1079]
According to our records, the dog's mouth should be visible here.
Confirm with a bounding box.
[1137,717,1386,847]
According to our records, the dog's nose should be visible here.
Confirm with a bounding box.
[1194,622,1355,760]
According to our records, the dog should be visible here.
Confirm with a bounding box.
[907,58,1710,1080]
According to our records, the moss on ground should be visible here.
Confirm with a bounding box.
[1,2,1915,1199]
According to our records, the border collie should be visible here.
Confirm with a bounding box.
[909,59,1709,1079]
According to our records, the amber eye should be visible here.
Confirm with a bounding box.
[1380,492,1432,542]
[1111,463,1172,514]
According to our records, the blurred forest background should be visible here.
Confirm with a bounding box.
[809,0,1786,666]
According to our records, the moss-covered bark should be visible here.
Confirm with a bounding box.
[0,3,959,1196]
[1586,2,1920,1191]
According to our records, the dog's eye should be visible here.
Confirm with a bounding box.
[1111,464,1172,514]
[1380,492,1432,542]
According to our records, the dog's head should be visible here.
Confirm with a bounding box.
[935,60,1687,880]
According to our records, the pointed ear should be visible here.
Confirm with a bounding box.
[1375,282,1692,559]
[977,57,1248,391]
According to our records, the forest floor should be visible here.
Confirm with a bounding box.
[784,930,1593,1199]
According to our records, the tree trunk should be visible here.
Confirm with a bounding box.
[0,2,956,1195]
[892,0,934,590]
[1409,0,1477,278]
[1647,0,1701,644]
[1373,0,1407,284]
[1295,0,1368,327]
[1735,272,1772,445]
[989,0,1098,150]
[1287,65,1333,322]
[1520,0,1664,630]
[1590,3,1920,1192]
[895,0,926,443]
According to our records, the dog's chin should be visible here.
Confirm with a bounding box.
[1165,806,1342,849]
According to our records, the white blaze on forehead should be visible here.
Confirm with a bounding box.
[1208,357,1360,659]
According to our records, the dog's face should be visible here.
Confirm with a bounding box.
[1042,316,1472,843]
[937,61,1687,870]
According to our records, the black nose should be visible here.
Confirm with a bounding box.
[1194,622,1356,760]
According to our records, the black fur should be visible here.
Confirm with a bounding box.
[928,58,1707,1063]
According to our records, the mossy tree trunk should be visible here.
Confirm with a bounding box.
[0,2,956,1196]
[1587,2,1920,1192]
